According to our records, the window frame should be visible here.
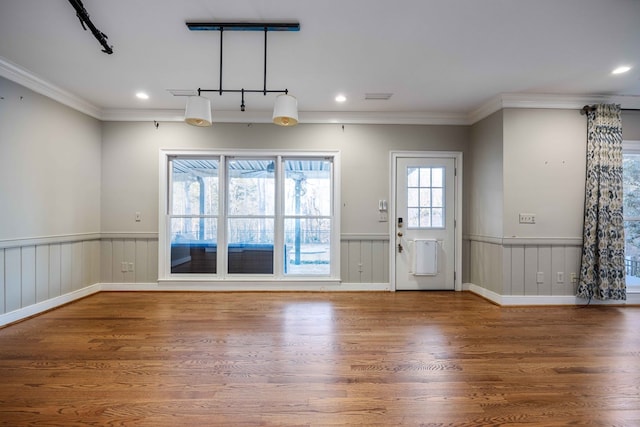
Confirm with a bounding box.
[622,140,640,292]
[158,149,341,284]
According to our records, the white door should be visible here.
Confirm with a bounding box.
[394,156,456,290]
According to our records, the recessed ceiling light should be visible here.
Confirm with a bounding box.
[612,66,631,75]
[335,94,347,103]
[136,92,150,100]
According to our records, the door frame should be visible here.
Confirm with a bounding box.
[389,151,463,292]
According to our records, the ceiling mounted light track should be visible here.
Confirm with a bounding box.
[183,21,300,127]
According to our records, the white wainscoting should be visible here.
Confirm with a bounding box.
[341,234,390,285]
[0,233,392,326]
[465,235,640,305]
[0,235,101,320]
[100,234,159,285]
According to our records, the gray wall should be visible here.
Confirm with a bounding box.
[101,121,470,234]
[467,110,504,294]
[503,108,586,238]
[624,111,640,140]
[468,110,503,239]
[0,77,102,240]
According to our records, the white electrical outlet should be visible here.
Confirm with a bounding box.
[556,272,564,283]
[519,213,536,224]
[536,272,544,284]
[570,273,578,284]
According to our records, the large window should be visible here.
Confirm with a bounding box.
[623,141,640,290]
[162,152,338,280]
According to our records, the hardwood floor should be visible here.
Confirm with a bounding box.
[1,291,639,426]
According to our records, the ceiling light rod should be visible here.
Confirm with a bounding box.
[186,22,300,32]
[188,23,297,111]
[184,21,299,127]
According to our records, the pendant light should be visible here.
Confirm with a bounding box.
[184,95,212,127]
[272,94,298,126]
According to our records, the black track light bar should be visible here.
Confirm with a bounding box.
[186,22,300,32]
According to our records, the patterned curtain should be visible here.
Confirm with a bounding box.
[577,104,626,301]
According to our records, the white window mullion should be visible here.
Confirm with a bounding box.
[219,155,228,277]
[274,156,285,278]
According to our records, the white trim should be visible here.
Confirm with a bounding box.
[464,234,583,246]
[341,233,389,241]
[623,140,640,152]
[464,234,504,245]
[502,237,583,246]
[0,56,102,119]
[100,232,159,239]
[464,283,503,305]
[4,57,640,126]
[469,93,640,124]
[158,149,342,281]
[0,232,102,249]
[390,151,463,292]
[102,282,391,292]
[0,231,393,246]
[0,284,101,327]
[465,283,640,306]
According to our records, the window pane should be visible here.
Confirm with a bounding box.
[432,188,443,208]
[623,152,640,287]
[432,208,444,228]
[419,188,431,208]
[408,188,419,207]
[419,208,431,227]
[284,160,331,216]
[170,217,217,274]
[284,218,330,275]
[408,208,420,228]
[623,153,640,218]
[432,167,443,187]
[228,218,274,274]
[228,159,275,215]
[419,168,431,187]
[171,159,218,215]
[407,167,419,187]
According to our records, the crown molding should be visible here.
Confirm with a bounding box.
[3,55,639,126]
[0,56,102,119]
[469,93,640,124]
[102,108,471,125]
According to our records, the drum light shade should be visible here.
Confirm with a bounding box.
[272,94,298,126]
[185,96,212,126]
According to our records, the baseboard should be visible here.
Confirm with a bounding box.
[464,283,640,306]
[0,284,102,327]
[4,282,635,327]
[102,282,392,292]
[463,283,503,305]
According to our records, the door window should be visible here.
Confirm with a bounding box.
[407,167,445,229]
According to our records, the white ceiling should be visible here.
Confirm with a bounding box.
[1,0,639,124]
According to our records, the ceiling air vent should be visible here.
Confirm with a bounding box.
[364,93,393,100]
[167,89,198,96]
